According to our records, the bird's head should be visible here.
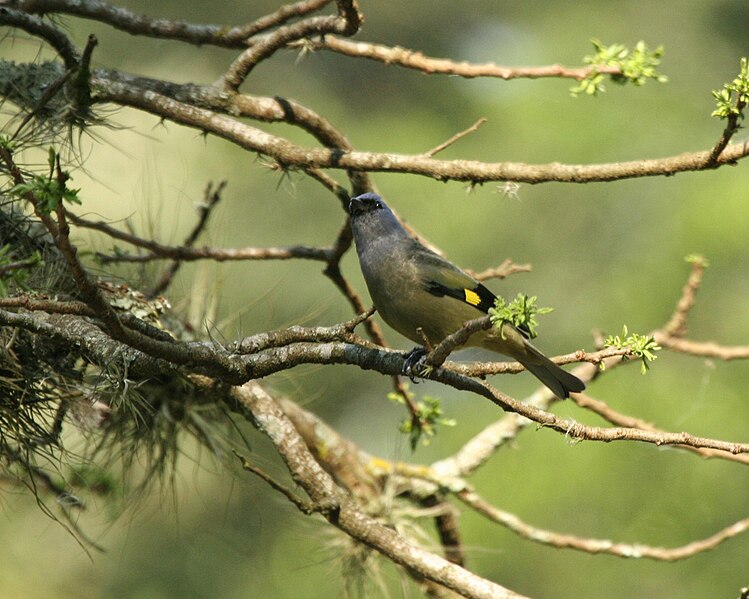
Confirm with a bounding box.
[349,193,389,217]
[349,193,405,241]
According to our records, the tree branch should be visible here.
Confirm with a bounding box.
[662,256,707,337]
[458,490,749,561]
[221,0,362,90]
[0,6,79,69]
[466,259,532,282]
[70,213,334,264]
[10,0,335,47]
[655,334,749,361]
[227,380,527,599]
[147,180,225,298]
[571,391,749,465]
[271,386,749,567]
[425,118,487,157]
[4,302,748,457]
[304,35,624,81]
[92,76,749,184]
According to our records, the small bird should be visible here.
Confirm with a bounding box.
[349,192,585,399]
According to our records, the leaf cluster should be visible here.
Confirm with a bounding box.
[571,39,667,96]
[604,325,661,374]
[489,293,553,339]
[388,388,456,450]
[711,57,749,120]
[8,148,80,214]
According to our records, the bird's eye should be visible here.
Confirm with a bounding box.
[375,201,383,209]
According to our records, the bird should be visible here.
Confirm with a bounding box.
[348,192,585,399]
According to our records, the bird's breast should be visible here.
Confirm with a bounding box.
[363,259,481,346]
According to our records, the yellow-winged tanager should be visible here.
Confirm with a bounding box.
[349,193,585,399]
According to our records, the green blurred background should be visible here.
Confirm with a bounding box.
[2,1,749,597]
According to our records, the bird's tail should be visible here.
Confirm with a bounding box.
[517,343,586,399]
[480,326,586,399]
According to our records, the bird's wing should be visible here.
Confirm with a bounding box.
[416,248,532,338]
[416,250,497,313]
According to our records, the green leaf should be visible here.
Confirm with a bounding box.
[47,146,56,175]
[0,135,17,151]
[8,172,81,214]
[711,57,749,120]
[388,388,455,450]
[604,325,661,375]
[489,293,553,339]
[684,254,709,268]
[572,39,667,97]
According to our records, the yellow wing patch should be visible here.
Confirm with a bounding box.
[463,288,481,306]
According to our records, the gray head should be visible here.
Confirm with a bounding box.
[349,193,408,242]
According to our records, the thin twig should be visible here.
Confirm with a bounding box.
[707,99,747,165]
[70,213,333,263]
[419,494,466,566]
[466,259,532,282]
[96,246,333,264]
[661,256,708,337]
[322,219,387,346]
[571,392,749,465]
[655,334,749,361]
[304,35,623,81]
[425,316,492,369]
[232,449,315,513]
[318,219,424,424]
[0,296,96,316]
[445,345,630,377]
[458,490,749,561]
[147,180,225,298]
[11,68,74,141]
[425,118,487,157]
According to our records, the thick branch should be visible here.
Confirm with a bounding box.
[10,0,334,47]
[4,304,748,456]
[92,77,749,184]
[265,386,749,565]
[228,380,526,599]
[0,6,79,68]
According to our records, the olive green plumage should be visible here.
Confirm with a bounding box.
[349,193,584,399]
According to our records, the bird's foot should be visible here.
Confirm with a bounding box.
[402,347,433,383]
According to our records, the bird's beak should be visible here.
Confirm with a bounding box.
[348,196,363,215]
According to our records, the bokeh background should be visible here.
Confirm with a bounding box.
[2,1,748,597]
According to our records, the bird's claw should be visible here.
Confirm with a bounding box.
[402,347,433,383]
